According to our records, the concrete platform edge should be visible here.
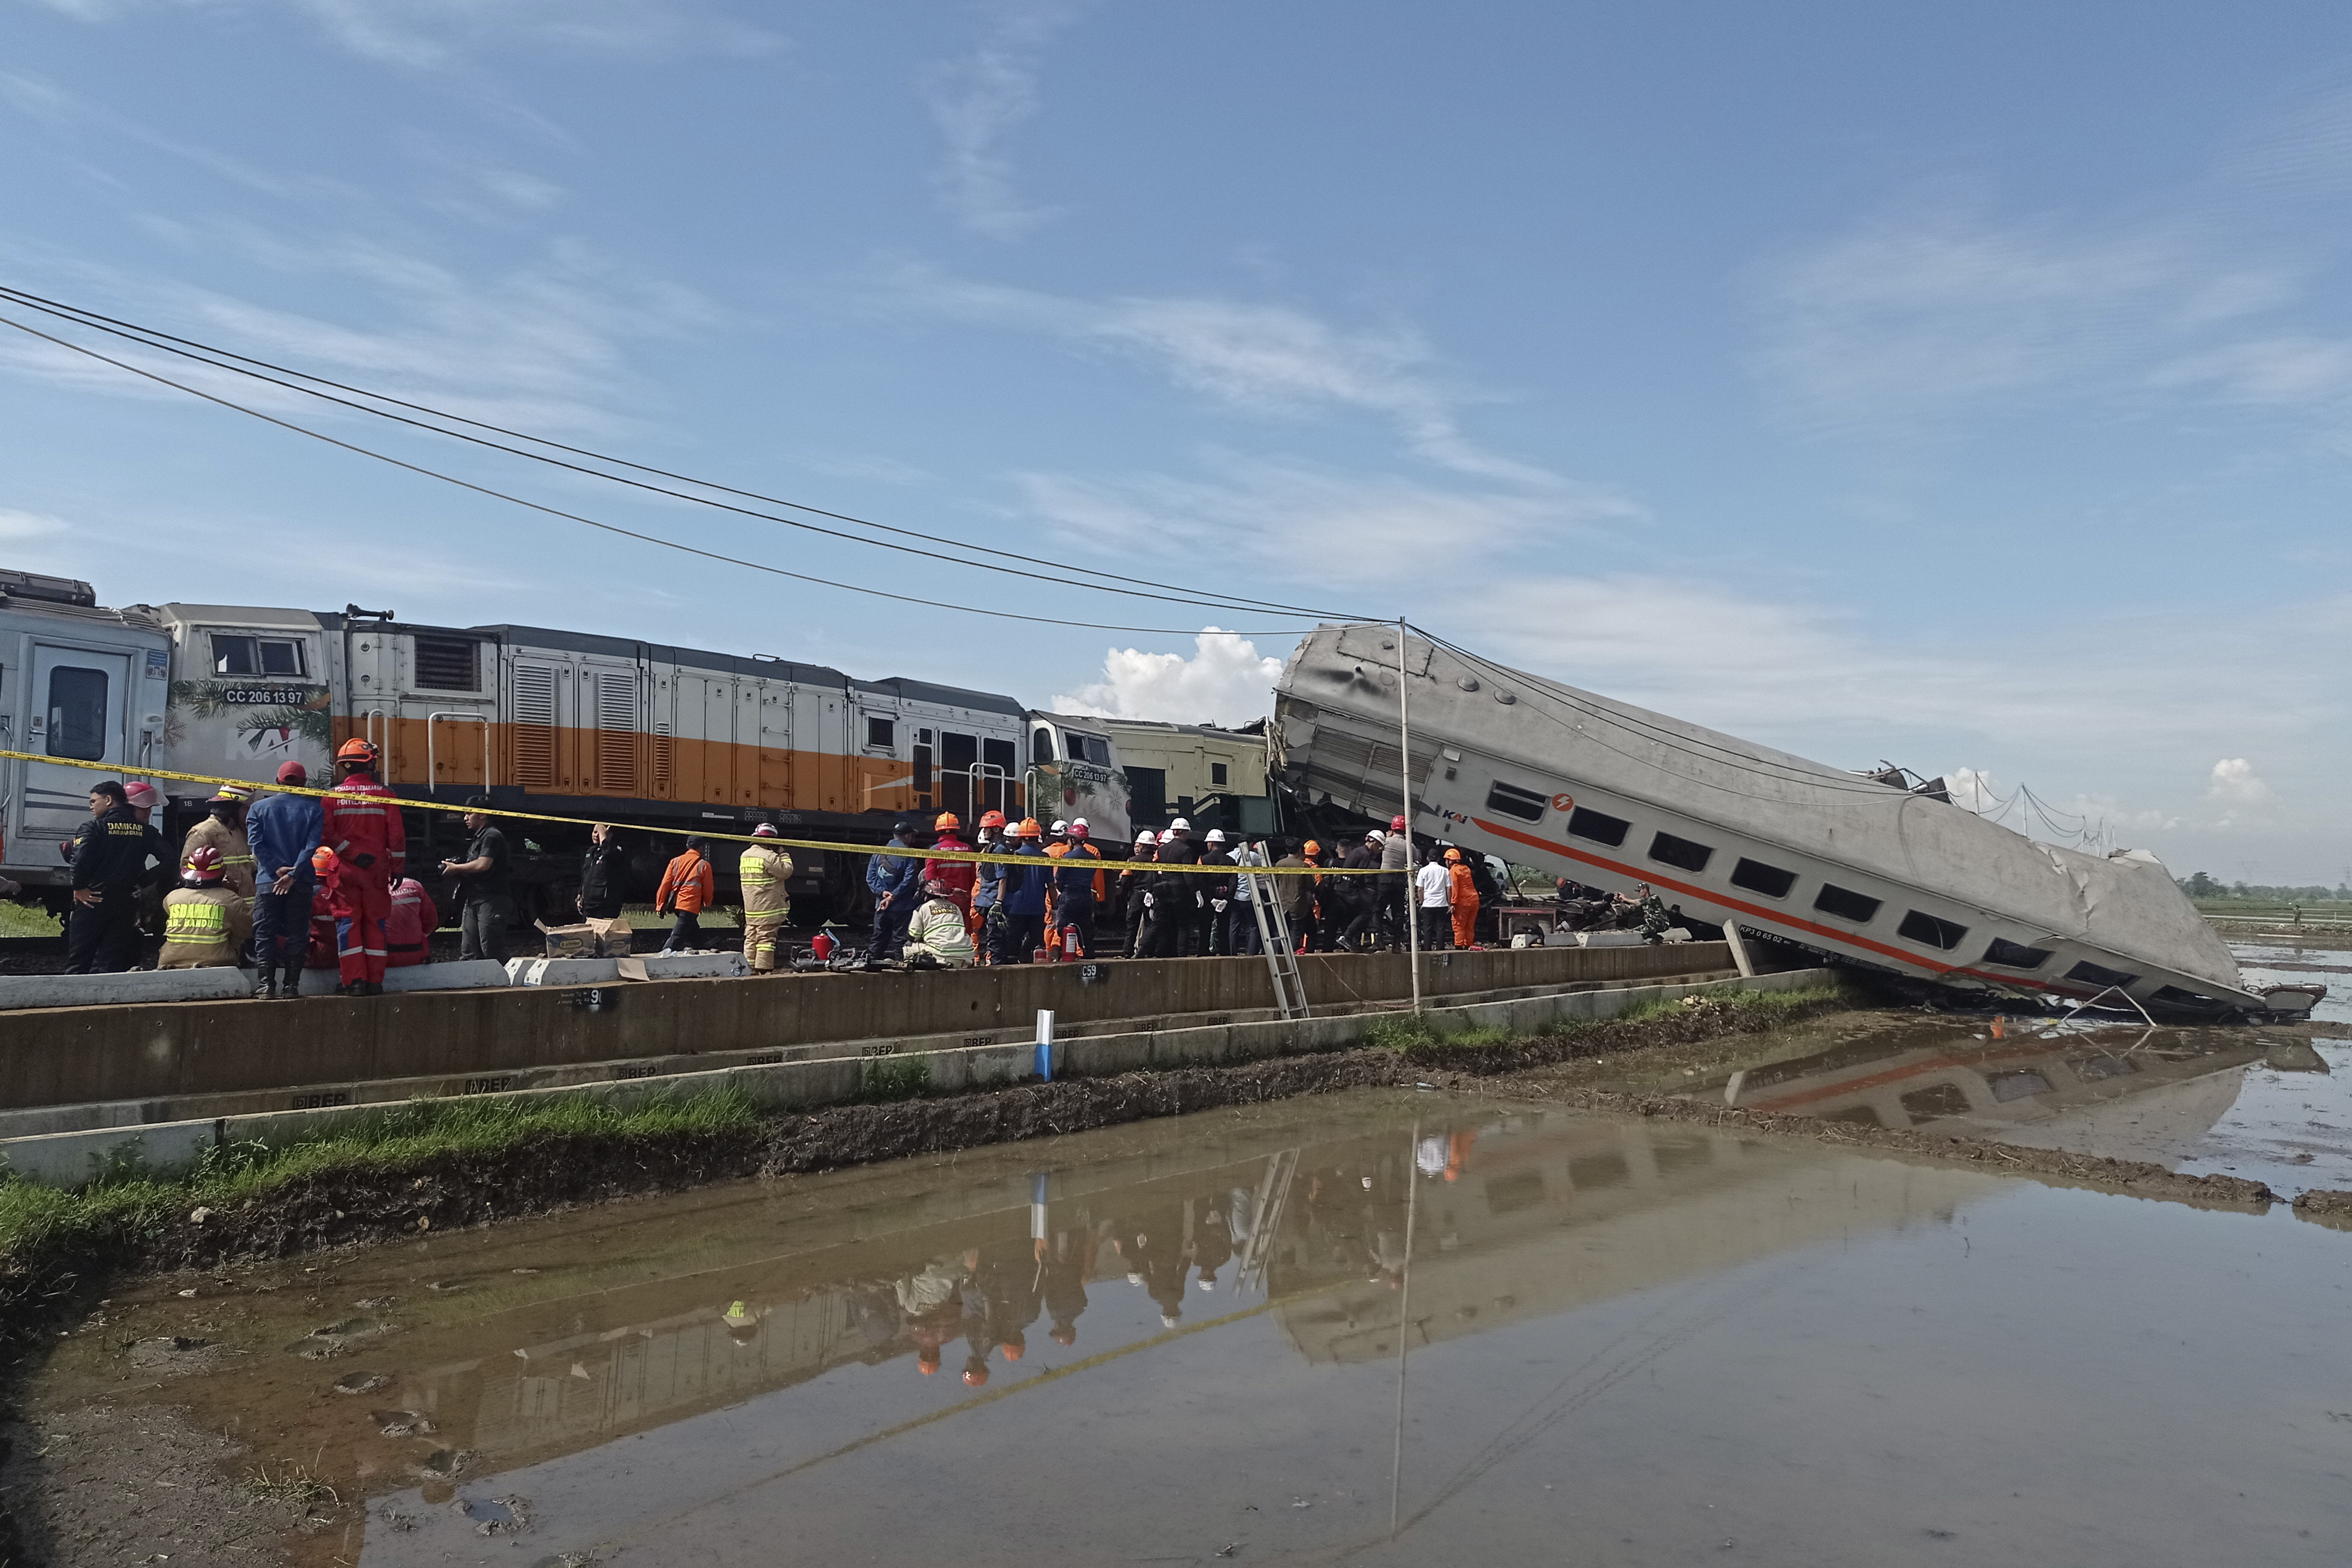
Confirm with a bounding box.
[0,968,1834,1189]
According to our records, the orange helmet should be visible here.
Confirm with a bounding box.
[978,809,1007,830]
[934,812,960,831]
[310,846,339,875]
[963,1365,990,1388]
[1444,848,1463,862]
[185,845,224,883]
[1000,1342,1024,1362]
[335,737,379,765]
[1303,840,1321,857]
[1014,818,1042,839]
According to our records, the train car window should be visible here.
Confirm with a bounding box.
[2065,960,2140,989]
[44,666,107,760]
[413,636,480,692]
[1484,780,1549,822]
[1032,726,1055,764]
[1648,831,1713,873]
[1211,762,1229,786]
[1988,1071,2051,1103]
[1898,909,1969,949]
[913,735,933,807]
[1813,883,1881,923]
[866,716,896,751]
[210,635,257,676]
[1729,857,1796,898]
[1981,938,2053,970]
[1900,1083,1971,1119]
[1566,806,1630,846]
[2070,1052,2139,1082]
[258,639,306,677]
[1068,733,1112,765]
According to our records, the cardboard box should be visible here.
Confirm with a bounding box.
[536,917,634,958]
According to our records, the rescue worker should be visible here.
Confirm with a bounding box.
[739,823,796,972]
[1051,818,1105,958]
[65,780,169,974]
[156,844,252,969]
[970,809,1008,958]
[1618,882,1672,942]
[901,876,978,968]
[385,875,438,969]
[1150,817,1202,957]
[437,795,512,963]
[1379,814,1412,946]
[656,836,717,952]
[1446,848,1481,952]
[1227,839,1267,955]
[865,819,921,960]
[1115,830,1157,956]
[577,822,628,921]
[1283,840,1321,954]
[1417,846,1454,949]
[929,813,976,924]
[1197,828,1237,955]
[1337,832,1383,952]
[180,786,257,905]
[246,761,322,999]
[322,737,405,995]
[999,818,1050,963]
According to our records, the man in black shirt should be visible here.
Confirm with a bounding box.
[65,780,168,973]
[577,822,627,921]
[437,795,512,962]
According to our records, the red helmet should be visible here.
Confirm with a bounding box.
[963,1365,990,1388]
[336,737,379,765]
[978,809,1007,830]
[185,845,225,883]
[1391,815,1407,831]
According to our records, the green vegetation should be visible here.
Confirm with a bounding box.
[1362,983,1848,1059]
[858,1054,931,1101]
[2179,872,2352,904]
[0,901,61,937]
[0,1088,758,1324]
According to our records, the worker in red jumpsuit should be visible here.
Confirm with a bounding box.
[928,812,976,925]
[322,737,405,995]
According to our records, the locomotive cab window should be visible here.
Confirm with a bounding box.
[1566,806,1630,846]
[1067,732,1112,765]
[1814,883,1881,923]
[1031,725,1056,764]
[865,716,897,752]
[1729,858,1796,898]
[211,634,307,678]
[1898,910,1970,950]
[1648,831,1713,873]
[1484,779,1549,823]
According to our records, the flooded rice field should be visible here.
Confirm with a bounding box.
[10,936,2347,1566]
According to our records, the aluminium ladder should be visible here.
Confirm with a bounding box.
[1245,840,1310,1020]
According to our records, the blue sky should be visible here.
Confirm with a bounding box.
[2,1,2347,883]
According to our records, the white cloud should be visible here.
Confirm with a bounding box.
[0,506,69,541]
[921,1,1089,240]
[2208,756,2271,801]
[1945,765,2002,813]
[896,269,1564,484]
[1051,629,1283,728]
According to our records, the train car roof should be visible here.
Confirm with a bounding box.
[150,603,328,631]
[855,675,1026,717]
[463,624,854,686]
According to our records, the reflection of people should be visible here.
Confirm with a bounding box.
[896,1256,964,1379]
[1041,1226,1093,1347]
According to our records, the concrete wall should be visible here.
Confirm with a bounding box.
[0,966,1832,1189]
[0,943,1728,1112]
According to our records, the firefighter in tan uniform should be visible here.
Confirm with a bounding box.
[158,845,253,969]
[180,786,258,903]
[738,823,796,973]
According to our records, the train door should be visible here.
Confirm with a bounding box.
[755,677,792,808]
[402,631,493,798]
[22,641,129,855]
[852,699,904,812]
[340,625,401,767]
[506,653,568,794]
[940,729,976,822]
[673,670,737,805]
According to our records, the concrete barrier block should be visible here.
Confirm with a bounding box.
[1574,931,1647,948]
[506,957,622,987]
[297,961,511,997]
[636,953,748,981]
[0,967,255,1011]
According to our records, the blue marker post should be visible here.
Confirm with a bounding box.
[1035,1008,1056,1081]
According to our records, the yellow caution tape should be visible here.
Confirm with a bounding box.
[0,747,1383,875]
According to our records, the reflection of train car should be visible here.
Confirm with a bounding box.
[0,571,1132,918]
[1275,623,2300,1019]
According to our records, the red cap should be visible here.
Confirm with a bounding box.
[277,761,307,784]
[1391,815,1407,831]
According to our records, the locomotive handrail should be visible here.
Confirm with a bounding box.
[427,710,492,795]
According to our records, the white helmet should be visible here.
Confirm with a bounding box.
[1050,819,1068,835]
[1205,828,1226,843]
[1070,818,1088,832]
[1135,829,1157,846]
[1168,817,1190,833]
[1367,830,1385,842]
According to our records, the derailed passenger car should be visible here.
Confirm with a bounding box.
[1274,623,2315,1021]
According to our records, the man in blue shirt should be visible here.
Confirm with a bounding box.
[999,818,1051,963]
[245,759,324,998]
[865,819,923,960]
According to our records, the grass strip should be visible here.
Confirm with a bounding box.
[1360,982,1844,1058]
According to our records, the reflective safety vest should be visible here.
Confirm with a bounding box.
[738,845,795,916]
[181,817,257,899]
[158,886,251,969]
[164,897,228,944]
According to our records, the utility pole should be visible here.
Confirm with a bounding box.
[1398,617,1421,1015]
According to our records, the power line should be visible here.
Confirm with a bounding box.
[0,282,1359,624]
[0,309,1305,637]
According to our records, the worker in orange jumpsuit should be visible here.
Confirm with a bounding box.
[1445,848,1480,952]
[655,837,717,952]
[321,737,405,994]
